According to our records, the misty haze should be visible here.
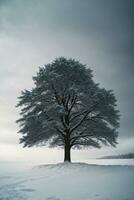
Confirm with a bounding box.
[0,0,134,200]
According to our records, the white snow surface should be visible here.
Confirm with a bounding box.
[0,162,134,200]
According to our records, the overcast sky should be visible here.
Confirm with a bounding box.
[0,0,134,163]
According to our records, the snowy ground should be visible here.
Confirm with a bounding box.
[0,162,134,200]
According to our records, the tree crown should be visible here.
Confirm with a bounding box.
[16,57,120,150]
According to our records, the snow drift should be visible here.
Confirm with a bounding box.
[0,162,134,200]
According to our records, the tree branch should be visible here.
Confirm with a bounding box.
[70,101,102,133]
[55,127,66,138]
[68,94,77,116]
[51,82,61,105]
[70,109,92,133]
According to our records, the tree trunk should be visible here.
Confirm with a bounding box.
[64,143,71,162]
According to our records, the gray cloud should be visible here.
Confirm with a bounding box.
[0,0,134,161]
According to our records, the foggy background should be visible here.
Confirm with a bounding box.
[0,0,134,163]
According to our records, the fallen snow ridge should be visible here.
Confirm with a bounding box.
[0,162,134,200]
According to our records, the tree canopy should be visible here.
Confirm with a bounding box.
[16,57,120,162]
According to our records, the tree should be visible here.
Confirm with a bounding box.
[16,57,120,162]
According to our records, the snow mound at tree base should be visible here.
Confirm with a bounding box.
[0,162,134,200]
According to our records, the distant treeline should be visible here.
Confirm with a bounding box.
[99,153,134,159]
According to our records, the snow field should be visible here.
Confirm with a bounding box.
[0,162,134,200]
